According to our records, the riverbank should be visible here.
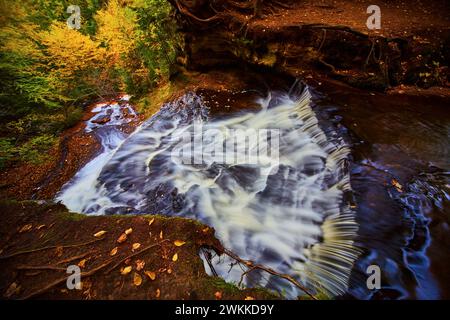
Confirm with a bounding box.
[0,200,277,300]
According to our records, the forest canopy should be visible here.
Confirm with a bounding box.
[0,0,178,167]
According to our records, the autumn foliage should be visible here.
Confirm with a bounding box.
[0,0,178,167]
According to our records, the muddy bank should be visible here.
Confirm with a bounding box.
[0,200,277,300]
[169,0,449,91]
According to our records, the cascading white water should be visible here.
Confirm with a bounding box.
[57,85,359,298]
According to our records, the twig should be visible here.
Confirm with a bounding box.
[223,248,317,300]
[0,238,104,260]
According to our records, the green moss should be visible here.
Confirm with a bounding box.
[58,210,87,221]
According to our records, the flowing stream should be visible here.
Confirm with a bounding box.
[56,80,450,299]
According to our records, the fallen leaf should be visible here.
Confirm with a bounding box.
[125,228,133,235]
[202,227,209,233]
[133,272,142,286]
[55,246,63,257]
[145,271,156,280]
[174,240,186,247]
[167,268,172,274]
[125,258,131,265]
[78,259,87,268]
[132,243,141,251]
[155,288,161,298]
[94,230,107,238]
[136,259,145,271]
[110,247,118,256]
[172,253,178,262]
[121,266,132,275]
[159,230,163,239]
[391,179,403,192]
[148,218,155,226]
[214,291,222,300]
[244,296,255,300]
[19,224,32,233]
[4,282,20,298]
[117,233,127,243]
[36,224,46,230]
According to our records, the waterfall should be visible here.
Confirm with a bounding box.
[57,84,360,298]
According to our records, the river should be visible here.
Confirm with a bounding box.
[56,80,449,299]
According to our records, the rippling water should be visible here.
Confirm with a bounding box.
[57,80,450,299]
[57,83,360,298]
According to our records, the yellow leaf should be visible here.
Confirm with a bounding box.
[174,240,186,247]
[244,296,255,300]
[172,253,178,262]
[156,288,161,298]
[125,228,133,235]
[133,272,142,286]
[94,230,107,238]
[148,218,155,226]
[159,230,163,239]
[145,271,156,280]
[78,259,87,268]
[121,266,132,275]
[132,243,141,251]
[117,233,127,243]
[110,247,118,256]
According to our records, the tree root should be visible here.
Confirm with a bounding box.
[19,259,114,300]
[222,248,317,300]
[0,238,104,260]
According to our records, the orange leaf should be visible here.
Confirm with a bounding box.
[110,247,118,256]
[133,272,142,286]
[136,260,145,271]
[159,230,163,239]
[391,179,403,192]
[125,228,133,235]
[117,233,127,243]
[156,288,160,298]
[78,259,87,268]
[148,218,155,226]
[214,291,222,300]
[120,266,132,275]
[145,271,156,281]
[132,243,141,251]
[244,296,255,300]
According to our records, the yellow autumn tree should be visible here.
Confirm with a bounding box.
[95,0,150,92]
[39,21,111,99]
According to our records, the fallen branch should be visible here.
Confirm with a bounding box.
[223,248,317,300]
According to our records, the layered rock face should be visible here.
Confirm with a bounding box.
[168,0,450,91]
